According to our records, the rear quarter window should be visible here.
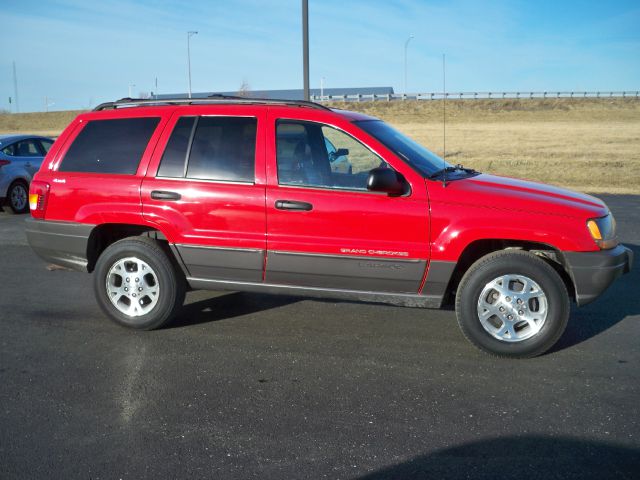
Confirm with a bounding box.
[59,117,160,174]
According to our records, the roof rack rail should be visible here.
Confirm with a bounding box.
[93,96,332,112]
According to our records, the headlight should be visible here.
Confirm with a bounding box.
[587,213,617,249]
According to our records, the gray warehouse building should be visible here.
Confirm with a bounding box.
[154,87,394,101]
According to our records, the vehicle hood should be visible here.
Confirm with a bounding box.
[436,173,609,219]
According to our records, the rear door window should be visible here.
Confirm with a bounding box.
[157,117,196,178]
[157,116,257,183]
[14,139,43,157]
[186,117,257,182]
[59,117,160,174]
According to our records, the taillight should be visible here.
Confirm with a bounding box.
[0,159,10,168]
[29,181,50,219]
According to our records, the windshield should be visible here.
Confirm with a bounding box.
[354,120,451,176]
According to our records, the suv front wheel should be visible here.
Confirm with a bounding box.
[455,250,570,358]
[93,237,185,330]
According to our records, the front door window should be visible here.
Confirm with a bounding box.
[276,120,386,191]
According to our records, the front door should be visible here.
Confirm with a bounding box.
[265,114,429,293]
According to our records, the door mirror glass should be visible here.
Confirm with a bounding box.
[330,148,349,161]
[367,167,408,196]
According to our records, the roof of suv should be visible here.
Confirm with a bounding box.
[93,96,332,111]
[92,96,377,121]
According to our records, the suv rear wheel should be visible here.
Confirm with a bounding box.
[93,237,185,330]
[455,250,569,358]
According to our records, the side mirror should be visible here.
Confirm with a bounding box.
[329,148,349,161]
[367,167,408,196]
[335,148,349,157]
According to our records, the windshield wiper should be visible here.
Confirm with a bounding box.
[428,164,477,179]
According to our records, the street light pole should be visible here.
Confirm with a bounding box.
[404,35,414,95]
[302,0,309,101]
[187,31,198,99]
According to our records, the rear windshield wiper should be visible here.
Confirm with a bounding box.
[428,164,477,179]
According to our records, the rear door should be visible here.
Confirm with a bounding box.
[264,109,430,293]
[13,138,44,176]
[141,106,267,283]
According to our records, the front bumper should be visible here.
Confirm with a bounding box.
[562,244,634,306]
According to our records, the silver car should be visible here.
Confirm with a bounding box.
[0,135,54,213]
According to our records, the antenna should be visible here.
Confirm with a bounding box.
[12,61,19,113]
[442,53,447,187]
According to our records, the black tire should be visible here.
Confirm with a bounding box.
[7,180,29,214]
[93,237,185,330]
[455,250,569,358]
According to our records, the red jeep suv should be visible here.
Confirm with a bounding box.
[26,97,633,358]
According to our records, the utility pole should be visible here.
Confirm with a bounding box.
[12,61,19,113]
[302,0,309,101]
[187,31,198,98]
[403,35,414,95]
[320,76,325,100]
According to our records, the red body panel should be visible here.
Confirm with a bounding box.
[140,106,267,250]
[427,174,607,260]
[31,103,606,282]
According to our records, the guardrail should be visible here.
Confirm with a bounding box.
[312,91,640,102]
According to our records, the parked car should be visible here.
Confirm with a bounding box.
[0,134,54,213]
[25,98,632,358]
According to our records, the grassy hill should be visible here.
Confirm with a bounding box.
[1,98,638,193]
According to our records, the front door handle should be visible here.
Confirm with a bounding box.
[151,190,181,201]
[275,200,313,211]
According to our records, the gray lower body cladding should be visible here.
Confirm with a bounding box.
[562,244,633,306]
[175,244,264,283]
[25,218,93,272]
[265,251,427,293]
[25,219,454,308]
[179,246,446,306]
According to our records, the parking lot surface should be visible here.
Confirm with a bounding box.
[1,194,639,479]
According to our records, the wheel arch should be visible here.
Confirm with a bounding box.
[86,223,174,273]
[9,175,31,186]
[443,239,576,305]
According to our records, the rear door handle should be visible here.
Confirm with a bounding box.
[275,200,313,211]
[151,190,181,201]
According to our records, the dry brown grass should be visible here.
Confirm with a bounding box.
[1,99,638,193]
[0,110,82,137]
[330,98,640,194]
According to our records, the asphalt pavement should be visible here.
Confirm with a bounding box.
[1,194,639,479]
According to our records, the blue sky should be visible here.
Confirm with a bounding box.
[1,0,639,112]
